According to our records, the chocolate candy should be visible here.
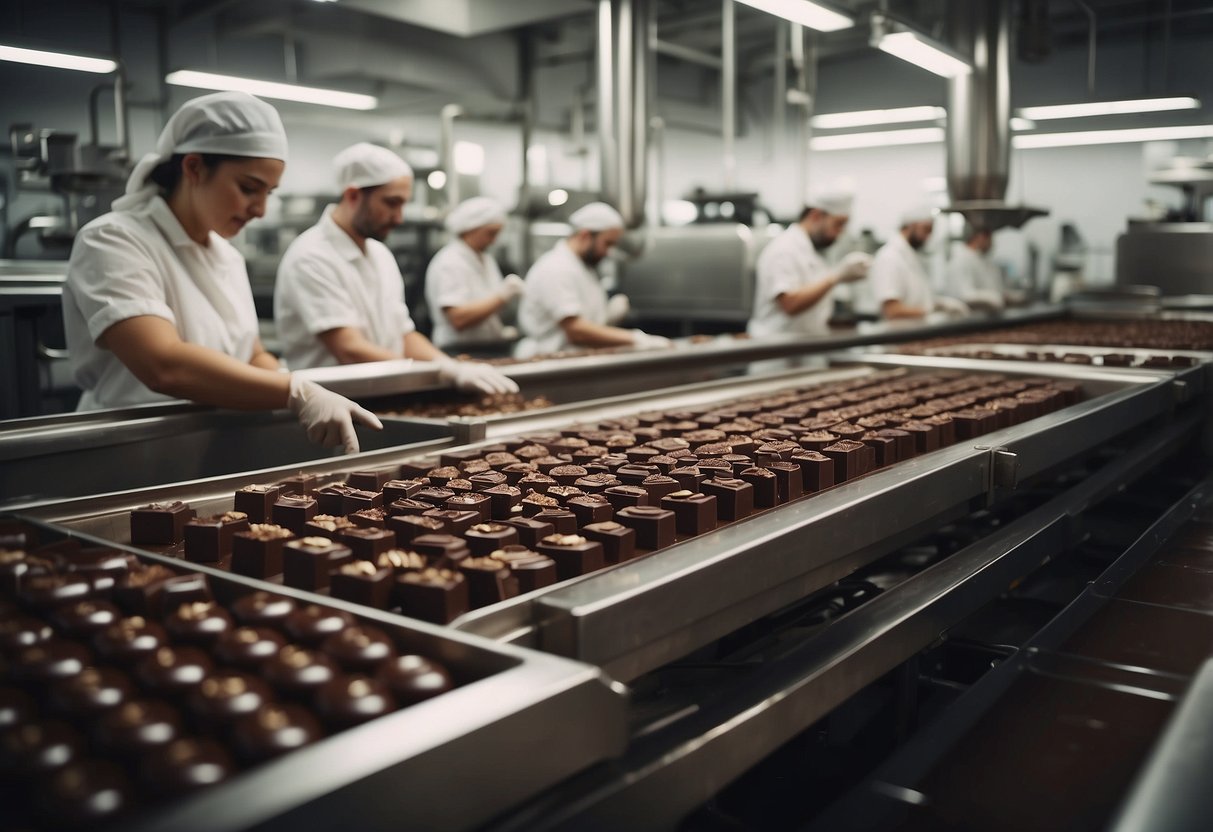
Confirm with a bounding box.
[414,486,457,506]
[150,573,212,618]
[233,484,282,523]
[700,477,754,522]
[822,440,876,481]
[798,430,839,453]
[669,466,707,492]
[410,534,470,565]
[567,494,613,527]
[548,465,589,487]
[130,502,196,545]
[394,568,469,624]
[425,466,461,487]
[423,508,480,536]
[231,592,296,629]
[186,671,273,728]
[739,467,779,508]
[375,655,454,705]
[765,461,804,503]
[465,523,520,556]
[346,469,392,491]
[231,523,293,579]
[339,527,397,560]
[574,473,622,494]
[520,490,561,516]
[535,535,605,581]
[277,472,322,496]
[387,514,447,545]
[445,493,491,522]
[468,471,508,492]
[533,508,578,535]
[616,463,659,485]
[458,557,518,607]
[214,626,287,670]
[329,560,394,608]
[0,686,35,729]
[490,547,558,592]
[314,484,352,516]
[135,645,214,697]
[580,522,637,564]
[94,699,182,758]
[93,617,166,665]
[12,639,92,686]
[387,497,434,517]
[0,550,56,595]
[1,719,83,775]
[139,738,233,796]
[375,549,428,575]
[661,491,718,536]
[282,537,353,592]
[271,494,318,534]
[860,431,898,467]
[49,599,121,638]
[284,605,355,645]
[0,614,54,654]
[19,573,94,610]
[342,488,383,514]
[320,625,396,672]
[315,676,396,729]
[603,485,649,512]
[382,478,426,504]
[500,517,555,549]
[789,452,834,493]
[164,601,234,646]
[303,514,355,541]
[264,645,340,700]
[232,704,322,763]
[615,506,676,551]
[349,508,388,529]
[640,474,680,503]
[50,667,133,717]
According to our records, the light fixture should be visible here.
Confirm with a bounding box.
[0,44,117,74]
[811,126,945,151]
[426,170,447,190]
[1013,124,1213,150]
[1010,117,1036,131]
[453,141,485,176]
[812,106,944,130]
[871,12,971,78]
[1019,96,1200,121]
[165,69,377,110]
[733,0,853,33]
[548,189,569,207]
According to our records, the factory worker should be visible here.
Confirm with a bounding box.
[63,91,380,454]
[275,143,517,396]
[946,225,1006,310]
[425,196,522,350]
[870,205,970,320]
[747,192,872,338]
[516,201,669,358]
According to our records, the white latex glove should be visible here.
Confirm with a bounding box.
[832,251,873,283]
[606,294,631,325]
[287,375,383,455]
[438,358,519,395]
[968,289,1005,310]
[934,296,971,316]
[500,325,520,341]
[631,329,673,350]
[498,273,525,302]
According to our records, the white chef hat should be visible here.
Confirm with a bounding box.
[334,142,414,190]
[569,201,625,232]
[446,196,507,235]
[807,191,854,216]
[899,203,937,226]
[114,91,287,212]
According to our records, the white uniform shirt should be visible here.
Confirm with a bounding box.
[516,240,607,358]
[946,243,1004,304]
[424,238,505,349]
[63,196,260,410]
[275,205,415,370]
[870,233,934,315]
[746,224,834,338]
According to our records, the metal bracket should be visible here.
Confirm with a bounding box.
[977,445,1019,497]
[449,417,488,446]
[1172,379,1190,404]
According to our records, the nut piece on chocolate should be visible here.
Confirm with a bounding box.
[580,521,637,564]
[282,537,353,592]
[535,534,606,581]
[395,568,470,624]
[130,502,196,546]
[183,512,250,563]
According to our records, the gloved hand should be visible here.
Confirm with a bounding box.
[498,273,525,302]
[438,358,519,395]
[832,251,873,283]
[934,296,971,316]
[288,375,383,455]
[631,329,673,350]
[968,289,1005,310]
[606,294,631,325]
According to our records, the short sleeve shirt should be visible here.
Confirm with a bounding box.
[515,240,607,358]
[424,238,506,349]
[746,224,834,338]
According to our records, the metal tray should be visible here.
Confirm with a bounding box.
[4,515,628,832]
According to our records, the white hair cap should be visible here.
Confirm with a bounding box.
[899,203,937,226]
[808,192,854,216]
[446,196,507,235]
[334,143,414,189]
[569,201,625,232]
[114,91,287,213]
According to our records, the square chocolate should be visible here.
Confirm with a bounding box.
[701,477,754,521]
[458,557,519,607]
[396,460,430,479]
[130,502,196,545]
[520,491,562,517]
[660,491,718,536]
[414,487,457,506]
[482,484,522,520]
[387,497,433,517]
[616,464,660,486]
[277,473,321,496]
[501,517,555,549]
[878,428,915,461]
[234,485,282,523]
[338,527,397,560]
[574,473,622,494]
[418,511,477,537]
[604,485,650,512]
[375,548,428,575]
[501,463,539,485]
[898,421,940,454]
[394,568,469,624]
[669,467,707,492]
[789,452,835,493]
[283,537,353,591]
[739,467,779,509]
[567,495,613,527]
[444,493,490,523]
[533,508,578,535]
[580,521,637,564]
[231,524,294,579]
[516,473,557,494]
[342,488,383,514]
[346,470,392,491]
[765,462,804,503]
[314,484,352,516]
[491,546,559,593]
[468,471,508,492]
[640,475,680,504]
[303,515,355,541]
[548,465,589,487]
[409,534,471,565]
[615,506,676,551]
[183,512,250,562]
[382,479,427,504]
[349,508,387,529]
[426,466,462,487]
[822,440,876,482]
[386,514,448,545]
[465,523,521,556]
[535,534,606,581]
[271,495,318,534]
[329,560,393,608]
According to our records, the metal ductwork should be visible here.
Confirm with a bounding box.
[946,0,1046,231]
[598,0,653,227]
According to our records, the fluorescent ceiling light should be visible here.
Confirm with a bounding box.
[812,106,944,130]
[426,170,447,190]
[1013,124,1213,149]
[811,127,945,151]
[0,44,117,74]
[876,31,971,78]
[548,189,570,207]
[1019,96,1200,121]
[165,69,377,110]
[733,0,854,33]
[1010,117,1036,131]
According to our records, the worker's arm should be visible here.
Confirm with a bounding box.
[402,330,446,362]
[101,315,290,409]
[560,315,638,348]
[881,299,928,320]
[443,295,506,332]
[248,339,280,371]
[318,327,402,365]
[777,274,840,316]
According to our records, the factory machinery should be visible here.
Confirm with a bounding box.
[4,305,1213,831]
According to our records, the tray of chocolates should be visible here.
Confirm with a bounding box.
[0,518,627,831]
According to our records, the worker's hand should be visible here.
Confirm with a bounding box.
[833,251,873,283]
[631,329,673,350]
[934,296,971,316]
[288,375,383,455]
[606,294,631,325]
[498,273,525,302]
[438,358,520,395]
[968,289,1005,310]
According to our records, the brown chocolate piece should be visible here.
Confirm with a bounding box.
[50,666,133,718]
[342,488,383,514]
[263,645,339,700]
[422,509,479,536]
[822,440,876,482]
[135,645,214,697]
[164,601,233,647]
[765,461,804,503]
[669,466,707,492]
[314,484,352,516]
[315,676,396,729]
[531,508,577,535]
[320,624,396,672]
[387,513,447,545]
[739,466,779,508]
[414,486,457,506]
[395,568,470,624]
[465,523,520,556]
[481,484,523,519]
[186,671,272,728]
[878,427,916,460]
[661,491,718,536]
[140,737,234,796]
[641,474,680,503]
[604,484,649,512]
[375,549,428,575]
[410,534,471,565]
[535,534,606,581]
[501,462,539,485]
[375,655,454,705]
[19,573,94,610]
[568,494,614,527]
[382,478,427,504]
[574,473,622,494]
[386,497,433,517]
[277,472,322,496]
[789,452,835,493]
[282,537,353,592]
[346,470,392,491]
[491,546,559,592]
[12,639,92,686]
[501,517,555,548]
[95,699,181,758]
[232,704,322,762]
[459,557,519,607]
[93,616,167,665]
[303,514,355,541]
[231,524,293,579]
[230,592,296,629]
[349,507,388,529]
[183,511,249,563]
[270,494,317,535]
[330,561,394,608]
[283,604,354,644]
[426,466,462,487]
[898,421,940,453]
[234,484,281,523]
[444,493,491,522]
[468,471,509,491]
[615,506,677,550]
[214,627,286,671]
[130,502,196,545]
[338,527,397,560]
[517,472,557,494]
[50,599,122,639]
[580,521,637,564]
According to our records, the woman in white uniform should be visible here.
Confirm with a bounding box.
[63,92,379,453]
[425,197,523,350]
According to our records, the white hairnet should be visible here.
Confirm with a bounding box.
[569,202,625,232]
[334,143,414,189]
[899,203,937,226]
[114,91,287,213]
[446,196,507,235]
[808,192,854,216]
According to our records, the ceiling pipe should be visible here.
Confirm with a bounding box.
[441,103,465,208]
[946,0,1010,206]
[722,0,737,191]
[597,0,652,227]
[1071,0,1097,97]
